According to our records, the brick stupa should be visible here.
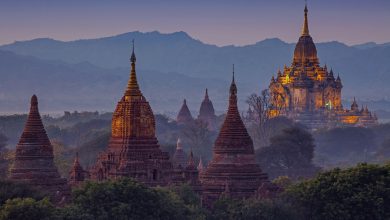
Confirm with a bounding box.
[89,42,173,186]
[198,89,217,130]
[200,68,268,206]
[176,99,194,125]
[10,95,70,201]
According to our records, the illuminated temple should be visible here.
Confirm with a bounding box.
[89,43,173,185]
[268,5,377,129]
[88,43,203,189]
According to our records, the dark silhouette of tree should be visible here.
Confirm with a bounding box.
[256,127,319,179]
[287,163,390,220]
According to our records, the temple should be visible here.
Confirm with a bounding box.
[176,99,194,125]
[200,67,270,207]
[68,153,86,187]
[172,138,187,168]
[198,89,217,130]
[10,95,70,202]
[89,42,173,186]
[268,5,378,129]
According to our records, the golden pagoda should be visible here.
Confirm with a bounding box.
[268,5,377,129]
[89,41,173,186]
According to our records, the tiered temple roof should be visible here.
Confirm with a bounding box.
[10,95,70,202]
[89,41,173,186]
[200,67,269,207]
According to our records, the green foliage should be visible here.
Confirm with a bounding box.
[0,179,46,206]
[256,127,319,179]
[209,196,298,220]
[174,184,206,219]
[0,198,54,220]
[287,163,390,220]
[69,178,193,220]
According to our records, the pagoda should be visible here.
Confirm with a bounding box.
[198,89,217,130]
[267,5,377,129]
[89,42,173,186]
[68,153,86,187]
[176,99,194,125]
[200,67,269,206]
[172,138,187,168]
[10,95,70,202]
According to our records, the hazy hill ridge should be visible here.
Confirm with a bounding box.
[0,31,390,113]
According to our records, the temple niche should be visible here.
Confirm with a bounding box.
[267,5,377,129]
[200,68,273,207]
[10,95,70,203]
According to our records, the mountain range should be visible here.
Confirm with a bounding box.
[0,31,390,115]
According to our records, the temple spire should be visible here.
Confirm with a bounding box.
[126,39,141,97]
[205,88,209,100]
[230,64,237,96]
[302,3,310,36]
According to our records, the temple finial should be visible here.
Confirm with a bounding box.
[205,88,209,100]
[230,64,237,96]
[130,39,136,63]
[232,64,235,83]
[126,40,140,96]
[302,2,310,36]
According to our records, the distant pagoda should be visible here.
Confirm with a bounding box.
[172,138,187,168]
[198,88,217,130]
[68,153,86,187]
[10,95,70,202]
[267,5,377,129]
[89,41,173,186]
[200,67,269,206]
[176,99,194,125]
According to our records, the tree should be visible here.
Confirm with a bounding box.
[209,196,298,220]
[246,90,272,148]
[0,198,55,220]
[286,163,390,220]
[0,179,46,206]
[314,127,376,167]
[181,119,214,161]
[69,178,192,220]
[256,127,319,179]
[245,90,294,148]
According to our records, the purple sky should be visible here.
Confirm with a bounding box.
[0,0,389,46]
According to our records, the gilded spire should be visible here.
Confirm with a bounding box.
[125,39,141,97]
[302,4,310,36]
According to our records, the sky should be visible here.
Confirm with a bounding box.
[0,0,389,46]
